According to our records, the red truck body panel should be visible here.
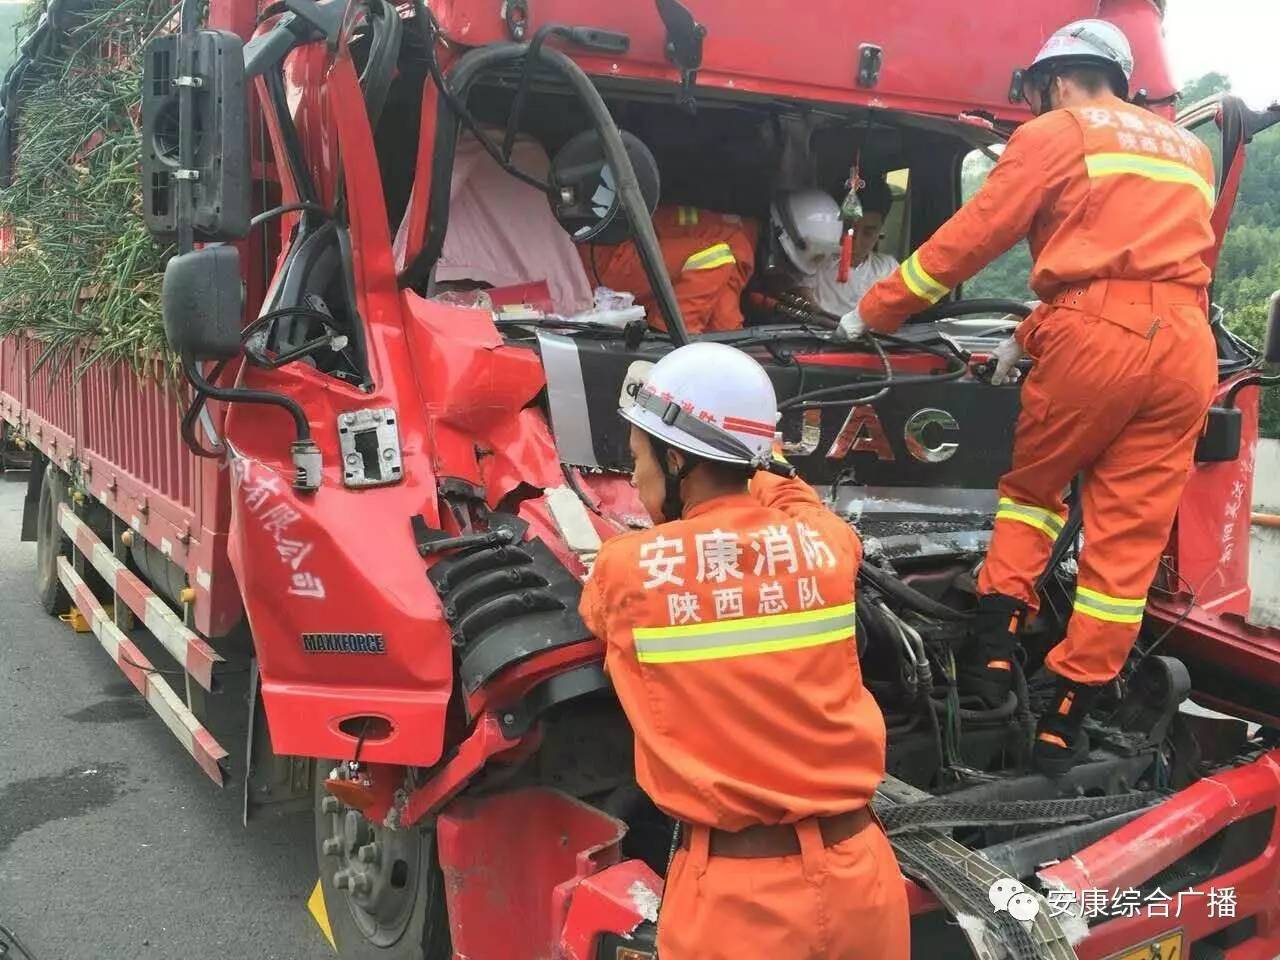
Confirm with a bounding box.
[433,0,1175,122]
[1044,748,1280,959]
[0,336,242,638]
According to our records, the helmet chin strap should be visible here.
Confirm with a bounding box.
[649,436,696,522]
[1032,71,1057,116]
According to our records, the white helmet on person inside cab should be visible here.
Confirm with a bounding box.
[620,342,778,468]
[1026,19,1134,101]
[771,189,843,277]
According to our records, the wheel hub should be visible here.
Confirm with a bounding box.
[321,783,421,947]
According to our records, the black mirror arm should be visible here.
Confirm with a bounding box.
[501,24,561,163]
[183,357,323,491]
[1224,372,1280,409]
[655,0,705,112]
[499,23,632,163]
[184,357,310,441]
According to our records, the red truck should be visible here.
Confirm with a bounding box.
[3,0,1280,957]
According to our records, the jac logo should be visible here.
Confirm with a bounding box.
[827,407,959,463]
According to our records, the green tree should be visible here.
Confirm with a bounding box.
[961,149,1034,302]
[1180,71,1231,105]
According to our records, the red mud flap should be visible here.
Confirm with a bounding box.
[436,787,662,960]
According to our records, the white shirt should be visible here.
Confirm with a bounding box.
[812,251,899,316]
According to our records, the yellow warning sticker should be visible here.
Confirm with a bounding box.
[307,878,337,952]
[1105,930,1182,960]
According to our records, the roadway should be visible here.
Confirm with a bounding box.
[0,471,328,960]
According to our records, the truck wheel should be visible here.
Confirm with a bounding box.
[314,765,451,960]
[34,464,71,616]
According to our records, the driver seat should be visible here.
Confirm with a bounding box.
[436,131,594,315]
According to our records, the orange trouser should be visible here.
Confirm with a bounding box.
[977,281,1218,685]
[657,819,910,960]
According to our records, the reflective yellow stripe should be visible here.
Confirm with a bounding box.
[634,602,854,640]
[634,602,855,664]
[638,625,854,664]
[994,497,1066,540]
[1085,152,1216,207]
[683,242,736,272]
[1073,586,1146,624]
[677,205,699,226]
[900,252,949,304]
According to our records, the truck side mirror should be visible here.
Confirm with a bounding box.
[549,129,660,245]
[163,247,243,360]
[141,30,250,242]
[1265,290,1280,365]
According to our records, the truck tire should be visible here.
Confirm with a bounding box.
[314,765,451,960]
[34,464,71,617]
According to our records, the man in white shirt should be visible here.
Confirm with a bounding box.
[811,178,898,316]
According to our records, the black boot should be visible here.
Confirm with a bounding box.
[958,594,1027,708]
[1033,676,1103,777]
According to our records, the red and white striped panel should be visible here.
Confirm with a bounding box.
[57,557,227,785]
[58,503,222,690]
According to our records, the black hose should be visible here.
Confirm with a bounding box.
[854,605,871,659]
[1011,659,1035,764]
[923,680,948,779]
[250,201,329,229]
[781,366,970,409]
[778,331,969,409]
[264,66,321,206]
[184,358,311,441]
[928,689,1019,721]
[180,359,229,459]
[561,462,607,521]
[859,563,970,622]
[502,23,565,162]
[767,293,978,410]
[1035,484,1082,594]
[403,37,688,340]
[777,297,1029,409]
[411,4,552,194]
[775,294,963,368]
[909,298,1035,325]
[358,0,402,132]
[858,598,915,698]
[884,711,920,737]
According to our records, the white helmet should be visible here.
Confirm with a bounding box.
[620,343,778,468]
[771,189,843,277]
[1027,19,1134,100]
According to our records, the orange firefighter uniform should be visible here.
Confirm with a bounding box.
[582,205,757,334]
[579,470,908,960]
[860,94,1219,686]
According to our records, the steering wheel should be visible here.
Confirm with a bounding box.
[909,297,1036,324]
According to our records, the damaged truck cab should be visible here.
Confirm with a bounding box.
[4,0,1280,958]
